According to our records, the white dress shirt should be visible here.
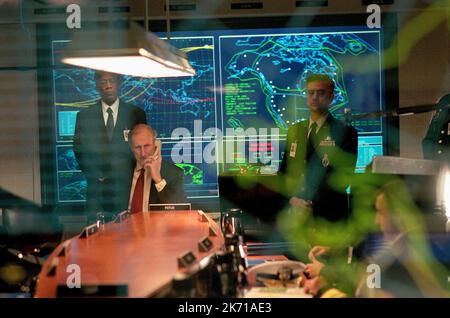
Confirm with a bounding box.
[101,98,119,127]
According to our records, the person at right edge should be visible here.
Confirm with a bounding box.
[422,94,450,161]
[279,73,358,223]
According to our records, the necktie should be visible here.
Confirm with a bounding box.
[130,169,145,214]
[306,122,317,160]
[106,107,114,141]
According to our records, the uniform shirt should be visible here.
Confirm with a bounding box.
[308,114,328,138]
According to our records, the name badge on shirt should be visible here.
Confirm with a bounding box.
[319,136,336,147]
[123,129,130,142]
[290,141,297,158]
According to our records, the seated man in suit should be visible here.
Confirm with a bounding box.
[128,124,187,213]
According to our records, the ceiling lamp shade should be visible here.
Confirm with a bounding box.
[61,22,195,78]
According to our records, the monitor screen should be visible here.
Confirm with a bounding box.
[38,15,398,209]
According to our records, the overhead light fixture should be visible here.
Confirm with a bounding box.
[61,0,195,78]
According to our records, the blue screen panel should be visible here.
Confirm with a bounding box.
[50,25,385,204]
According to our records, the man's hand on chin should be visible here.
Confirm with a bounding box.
[143,153,162,183]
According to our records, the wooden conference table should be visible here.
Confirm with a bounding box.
[34,210,224,298]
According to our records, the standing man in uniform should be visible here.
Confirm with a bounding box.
[279,73,358,222]
[73,70,147,216]
[422,94,450,161]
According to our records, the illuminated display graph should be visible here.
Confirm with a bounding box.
[220,31,383,134]
[124,37,217,139]
[356,135,383,173]
[161,140,220,198]
[221,137,286,173]
[50,26,386,204]
[52,37,218,202]
[56,145,85,202]
[53,37,216,141]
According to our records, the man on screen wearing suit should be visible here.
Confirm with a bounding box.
[279,74,358,222]
[73,71,147,215]
[128,124,187,213]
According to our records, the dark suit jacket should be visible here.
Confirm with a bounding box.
[73,100,147,213]
[128,159,188,206]
[149,160,188,204]
[279,115,358,221]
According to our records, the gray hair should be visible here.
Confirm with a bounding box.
[128,124,157,146]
